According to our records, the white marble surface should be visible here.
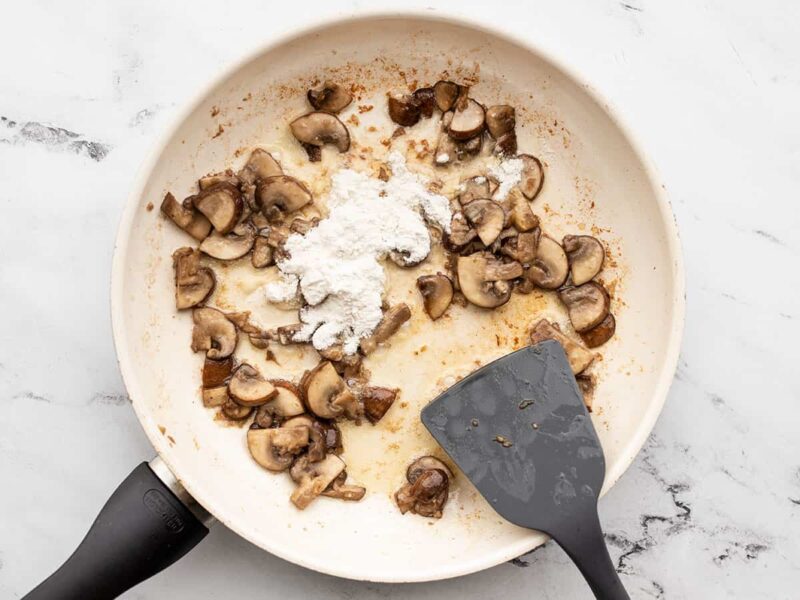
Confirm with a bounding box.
[1,1,798,598]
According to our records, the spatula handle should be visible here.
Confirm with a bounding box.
[551,508,630,600]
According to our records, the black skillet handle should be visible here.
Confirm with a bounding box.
[24,462,209,600]
[550,507,630,600]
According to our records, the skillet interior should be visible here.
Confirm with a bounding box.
[111,15,684,582]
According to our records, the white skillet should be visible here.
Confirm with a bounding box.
[26,13,684,597]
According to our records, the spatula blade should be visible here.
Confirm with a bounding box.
[421,340,605,534]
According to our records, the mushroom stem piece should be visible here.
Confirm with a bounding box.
[563,235,605,285]
[529,319,595,374]
[359,304,411,354]
[290,454,347,509]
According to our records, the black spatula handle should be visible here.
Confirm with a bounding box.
[550,507,629,600]
[23,462,208,600]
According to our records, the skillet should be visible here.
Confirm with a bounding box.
[28,12,685,595]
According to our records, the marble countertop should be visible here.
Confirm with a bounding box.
[1,1,798,598]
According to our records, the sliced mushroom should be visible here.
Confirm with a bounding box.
[579,312,616,348]
[433,80,460,112]
[413,87,436,117]
[221,397,252,420]
[267,380,306,417]
[463,199,505,246]
[563,235,605,285]
[485,105,515,139]
[493,132,518,156]
[290,112,350,155]
[290,454,346,509]
[484,260,523,281]
[251,236,274,268]
[518,154,545,200]
[459,176,490,205]
[202,356,233,388]
[160,192,212,240]
[255,175,312,219]
[359,304,411,355]
[395,456,452,519]
[172,248,215,309]
[283,414,327,462]
[228,364,277,407]
[321,472,366,501]
[507,188,539,232]
[501,230,540,264]
[388,94,421,127]
[247,426,309,472]
[192,182,243,234]
[527,235,568,289]
[529,319,595,374]
[559,282,611,332]
[303,361,359,419]
[457,253,513,308]
[416,274,454,320]
[199,222,256,260]
[307,81,352,114]
[202,386,229,407]
[198,169,238,191]
[238,148,283,186]
[361,386,398,424]
[447,209,478,246]
[448,98,485,140]
[191,307,237,359]
[406,456,453,482]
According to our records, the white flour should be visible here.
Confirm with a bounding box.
[265,152,451,354]
[489,157,524,200]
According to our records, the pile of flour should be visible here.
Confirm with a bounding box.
[265,152,451,354]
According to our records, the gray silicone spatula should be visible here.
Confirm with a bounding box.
[421,340,630,600]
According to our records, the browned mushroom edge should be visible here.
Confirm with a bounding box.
[518,154,545,200]
[526,235,568,290]
[416,274,454,320]
[255,175,312,221]
[558,282,611,333]
[457,253,515,308]
[307,81,352,114]
[191,307,238,359]
[579,312,616,348]
[192,182,243,234]
[302,361,361,420]
[395,456,453,518]
[228,363,277,407]
[361,386,398,424]
[173,247,215,309]
[289,112,350,160]
[160,192,212,240]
